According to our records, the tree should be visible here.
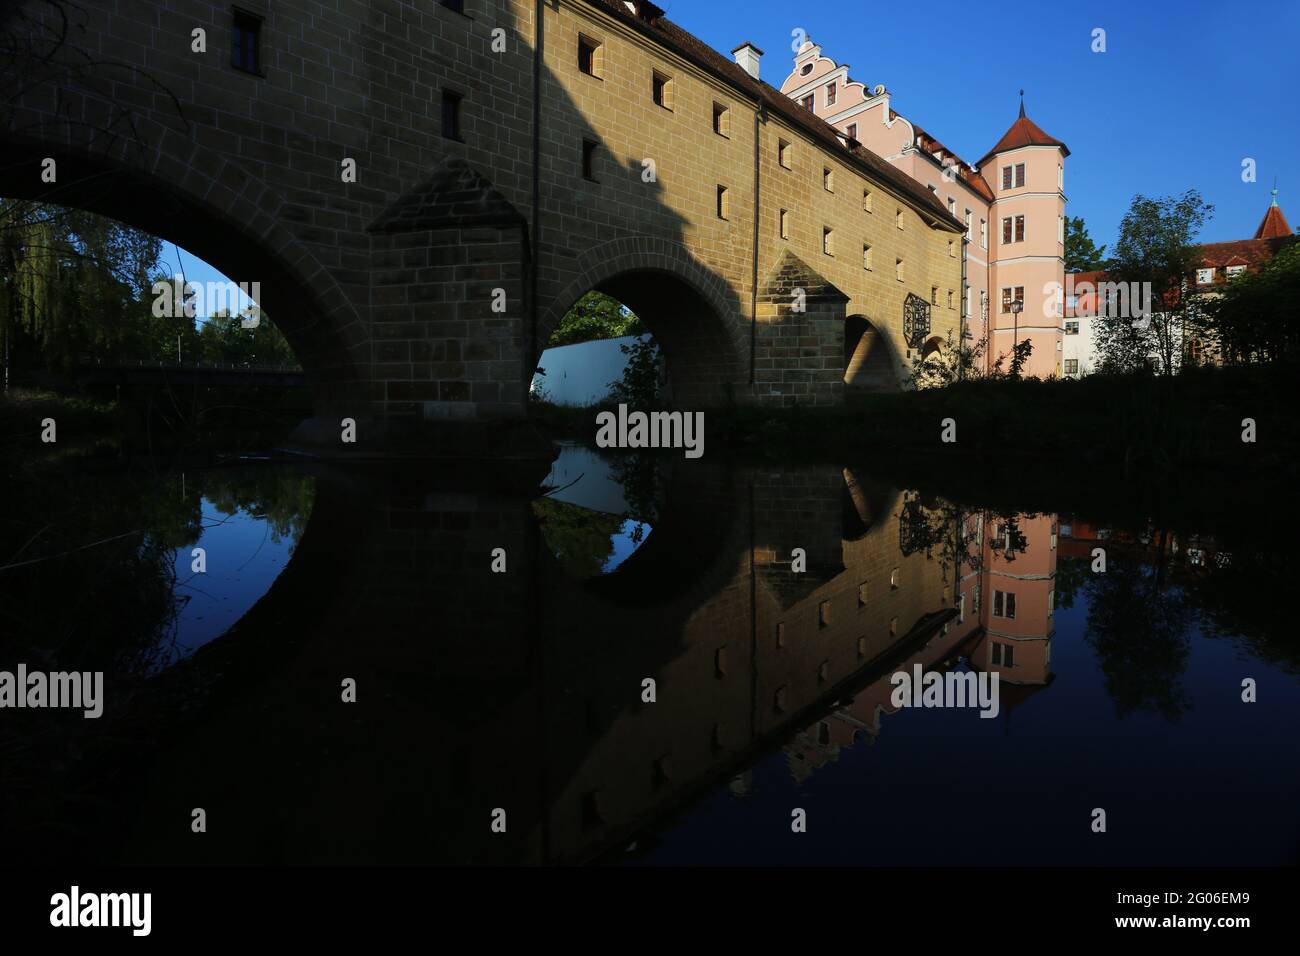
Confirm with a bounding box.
[548,291,644,347]
[607,336,663,408]
[1064,215,1107,272]
[1201,239,1300,365]
[1094,190,1213,376]
[197,307,295,365]
[905,328,986,388]
[0,200,163,372]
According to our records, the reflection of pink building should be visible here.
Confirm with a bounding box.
[780,39,1068,378]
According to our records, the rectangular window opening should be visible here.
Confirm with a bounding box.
[441,89,463,141]
[232,9,262,74]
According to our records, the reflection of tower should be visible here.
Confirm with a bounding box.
[972,513,1057,695]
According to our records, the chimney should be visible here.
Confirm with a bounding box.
[732,41,763,81]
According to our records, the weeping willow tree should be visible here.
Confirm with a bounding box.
[0,198,163,375]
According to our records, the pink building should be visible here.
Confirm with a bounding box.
[780,39,1069,378]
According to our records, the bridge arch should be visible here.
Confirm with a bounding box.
[0,124,368,415]
[843,313,900,391]
[537,238,745,407]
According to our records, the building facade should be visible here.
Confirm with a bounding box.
[1063,191,1295,376]
[779,38,1069,379]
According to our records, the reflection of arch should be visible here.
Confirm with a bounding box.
[0,131,366,413]
[537,238,744,406]
[843,314,898,391]
[841,467,894,542]
[538,460,741,611]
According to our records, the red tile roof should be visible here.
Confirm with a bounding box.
[1197,236,1294,269]
[976,112,1069,170]
[1254,202,1292,239]
[912,123,995,202]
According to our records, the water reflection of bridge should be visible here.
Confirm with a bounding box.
[112,457,1056,865]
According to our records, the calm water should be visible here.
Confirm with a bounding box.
[1,449,1296,866]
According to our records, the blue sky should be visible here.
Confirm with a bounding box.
[678,0,1299,246]
[170,0,1298,298]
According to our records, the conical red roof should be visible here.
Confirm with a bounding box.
[977,104,1068,169]
[1254,192,1292,239]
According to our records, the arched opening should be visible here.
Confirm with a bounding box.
[534,443,662,579]
[909,334,951,389]
[0,141,363,415]
[535,266,742,410]
[843,313,896,391]
[530,290,660,408]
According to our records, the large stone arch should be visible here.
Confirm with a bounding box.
[536,237,745,407]
[0,119,369,416]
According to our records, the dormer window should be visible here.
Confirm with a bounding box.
[1227,264,1247,277]
[1197,268,1214,284]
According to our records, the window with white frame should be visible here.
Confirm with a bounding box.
[980,218,987,249]
[1197,268,1214,284]
[965,209,972,239]
[1227,264,1247,277]
[992,590,1016,619]
[991,641,1014,666]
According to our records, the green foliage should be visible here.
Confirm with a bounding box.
[548,291,644,347]
[1,200,162,370]
[532,496,623,578]
[608,336,663,408]
[197,308,296,365]
[904,328,969,388]
[1201,239,1300,365]
[1064,215,1107,272]
[1,200,298,373]
[1095,190,1214,376]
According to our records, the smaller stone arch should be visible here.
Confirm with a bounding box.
[843,314,899,391]
[536,238,745,407]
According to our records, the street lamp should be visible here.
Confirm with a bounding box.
[1010,298,1024,357]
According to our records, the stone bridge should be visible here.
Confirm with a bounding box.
[1,0,965,451]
